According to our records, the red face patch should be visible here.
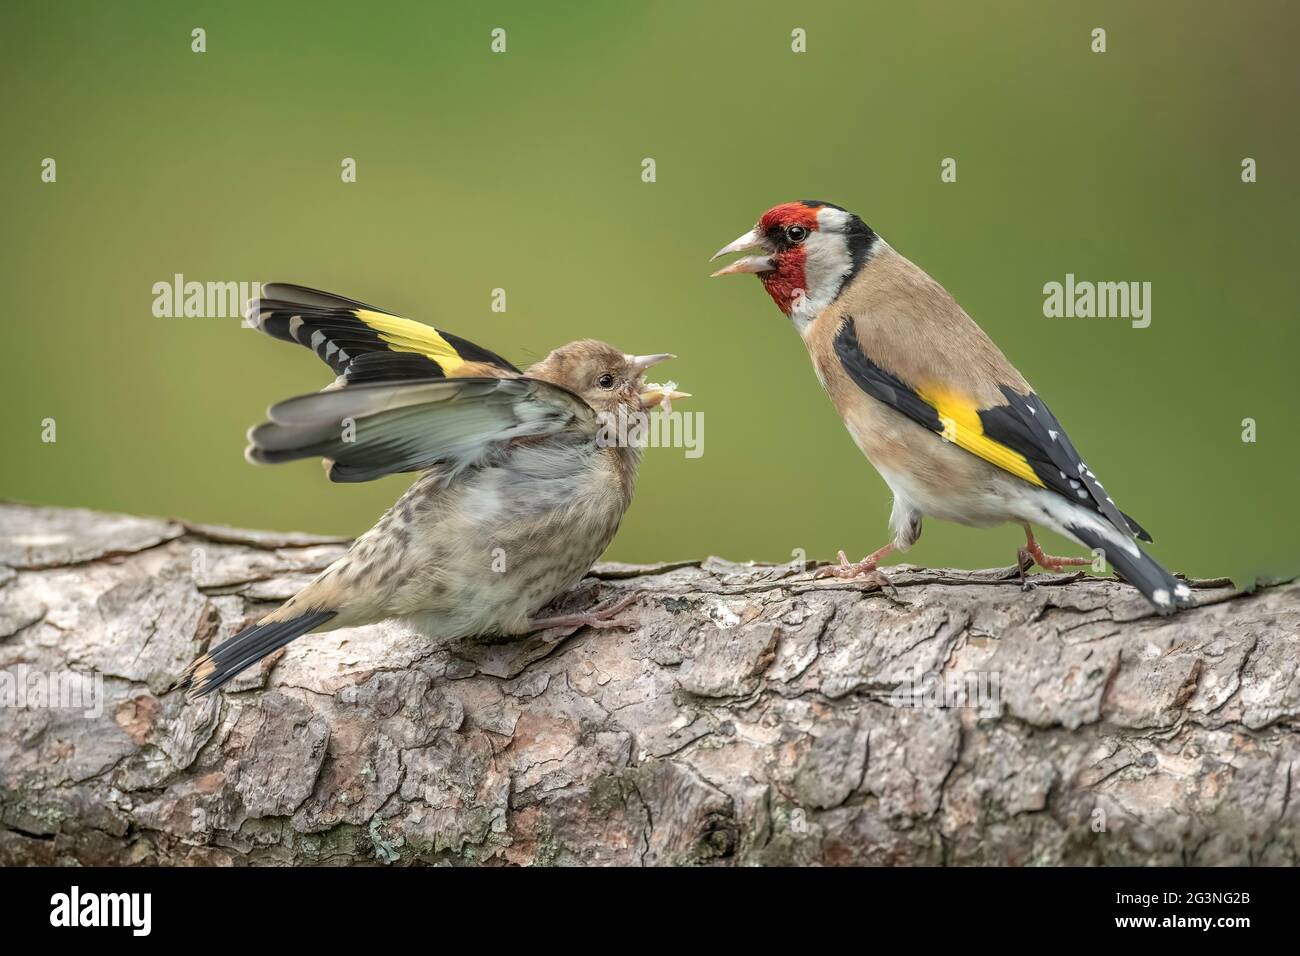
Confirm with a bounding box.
[758,202,821,233]
[760,247,807,316]
[755,202,819,315]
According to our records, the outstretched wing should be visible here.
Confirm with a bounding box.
[246,376,594,482]
[833,317,1151,542]
[248,283,519,385]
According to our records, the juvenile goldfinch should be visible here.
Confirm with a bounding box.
[711,201,1192,615]
[177,284,686,698]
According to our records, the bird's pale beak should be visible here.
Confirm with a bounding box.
[638,384,691,410]
[626,353,689,409]
[709,227,775,277]
[627,353,675,376]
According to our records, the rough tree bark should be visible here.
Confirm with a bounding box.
[0,502,1297,866]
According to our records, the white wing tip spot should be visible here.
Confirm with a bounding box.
[1153,588,1171,607]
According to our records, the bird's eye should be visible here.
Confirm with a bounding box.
[597,373,616,389]
[785,225,809,243]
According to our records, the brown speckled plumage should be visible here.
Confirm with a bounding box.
[177,286,682,698]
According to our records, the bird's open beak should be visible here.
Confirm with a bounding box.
[639,384,691,409]
[627,353,690,409]
[709,227,775,277]
[627,353,675,376]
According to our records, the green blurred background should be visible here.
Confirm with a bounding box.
[3,0,1297,583]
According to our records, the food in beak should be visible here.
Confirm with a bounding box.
[639,381,690,413]
[625,354,688,411]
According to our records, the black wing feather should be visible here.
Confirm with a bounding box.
[248,283,520,383]
[979,387,1151,542]
[833,317,1151,543]
[833,319,943,432]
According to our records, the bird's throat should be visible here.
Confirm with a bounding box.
[760,247,807,318]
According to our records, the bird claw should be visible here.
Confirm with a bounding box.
[815,562,884,582]
[814,551,898,598]
[1017,542,1089,587]
[586,592,640,623]
[815,550,877,579]
[579,613,633,631]
[527,592,640,640]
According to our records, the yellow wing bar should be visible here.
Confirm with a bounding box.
[354,309,467,374]
[918,386,1045,488]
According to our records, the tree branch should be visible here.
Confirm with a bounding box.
[1,502,1296,865]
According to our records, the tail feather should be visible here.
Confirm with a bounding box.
[177,608,336,699]
[1119,509,1153,543]
[1065,523,1192,615]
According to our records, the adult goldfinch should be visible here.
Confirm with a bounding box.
[711,201,1191,615]
[177,283,686,698]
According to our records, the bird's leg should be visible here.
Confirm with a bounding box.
[525,591,641,637]
[1017,524,1091,589]
[813,543,896,592]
